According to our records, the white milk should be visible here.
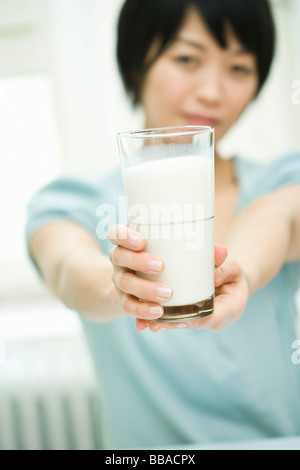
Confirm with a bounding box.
[123,155,214,307]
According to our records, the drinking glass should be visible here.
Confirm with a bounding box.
[117,126,215,322]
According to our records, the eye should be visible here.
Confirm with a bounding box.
[231,65,252,75]
[175,56,199,65]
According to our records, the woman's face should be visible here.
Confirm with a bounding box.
[140,8,259,143]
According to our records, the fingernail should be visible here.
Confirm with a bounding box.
[148,259,163,272]
[149,306,163,316]
[157,287,172,299]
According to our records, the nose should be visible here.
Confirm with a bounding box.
[195,67,223,106]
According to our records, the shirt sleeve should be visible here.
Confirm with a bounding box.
[260,151,300,288]
[26,177,100,241]
[261,151,300,194]
[25,169,124,275]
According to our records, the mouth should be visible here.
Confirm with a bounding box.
[185,114,219,128]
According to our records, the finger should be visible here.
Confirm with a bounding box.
[150,321,189,332]
[170,307,223,332]
[214,244,228,268]
[108,225,145,252]
[135,318,186,333]
[148,303,228,333]
[121,294,164,320]
[205,293,241,331]
[187,286,245,333]
[113,269,173,304]
[215,258,241,288]
[111,246,164,275]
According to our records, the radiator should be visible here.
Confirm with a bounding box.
[0,335,102,450]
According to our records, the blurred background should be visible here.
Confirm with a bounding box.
[0,0,299,450]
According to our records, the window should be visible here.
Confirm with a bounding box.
[0,74,62,298]
[0,0,63,299]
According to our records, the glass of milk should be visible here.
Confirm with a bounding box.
[117,126,215,322]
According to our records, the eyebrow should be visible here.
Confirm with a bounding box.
[175,37,251,56]
[175,37,207,51]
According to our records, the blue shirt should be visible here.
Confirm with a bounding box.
[25,153,300,449]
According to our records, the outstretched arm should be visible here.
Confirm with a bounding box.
[225,185,300,295]
[179,184,300,333]
[29,220,125,323]
[131,185,300,333]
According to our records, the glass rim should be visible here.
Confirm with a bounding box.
[117,125,214,140]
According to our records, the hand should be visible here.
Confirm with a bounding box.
[108,225,250,333]
[108,224,170,321]
[135,245,250,333]
[145,254,250,333]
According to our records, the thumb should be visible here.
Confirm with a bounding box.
[214,244,228,268]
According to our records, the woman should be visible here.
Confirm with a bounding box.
[26,0,300,449]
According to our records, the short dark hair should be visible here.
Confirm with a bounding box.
[117,0,276,105]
